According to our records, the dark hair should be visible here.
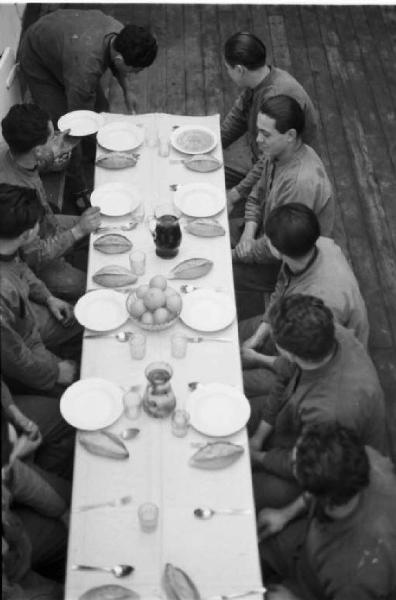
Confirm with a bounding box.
[114,25,158,67]
[0,184,44,238]
[296,424,370,506]
[224,32,267,70]
[268,294,335,361]
[2,104,50,154]
[259,95,305,136]
[265,203,320,258]
[1,406,12,468]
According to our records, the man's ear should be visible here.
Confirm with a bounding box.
[286,128,298,143]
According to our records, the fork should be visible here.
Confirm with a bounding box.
[75,494,133,512]
[186,336,231,344]
[206,588,266,600]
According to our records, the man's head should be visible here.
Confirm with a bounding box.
[2,103,53,155]
[257,95,305,160]
[295,424,370,512]
[0,184,44,243]
[268,294,335,364]
[113,25,158,73]
[265,203,320,260]
[224,32,267,86]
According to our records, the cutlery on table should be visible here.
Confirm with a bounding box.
[95,221,139,234]
[186,336,231,344]
[119,428,140,441]
[84,331,134,342]
[75,495,133,512]
[71,564,134,578]
[206,587,266,600]
[194,507,252,519]
[180,284,227,294]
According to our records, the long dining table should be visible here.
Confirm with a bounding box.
[65,112,264,599]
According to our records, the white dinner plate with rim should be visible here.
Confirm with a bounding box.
[57,111,105,136]
[60,378,124,430]
[170,125,217,155]
[180,289,236,332]
[90,182,141,216]
[186,383,251,437]
[97,121,145,151]
[174,183,225,218]
[74,289,129,331]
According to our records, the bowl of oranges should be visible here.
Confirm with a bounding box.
[126,274,183,331]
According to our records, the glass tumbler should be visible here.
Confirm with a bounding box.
[124,388,142,420]
[138,502,159,532]
[129,250,146,276]
[171,334,187,358]
[129,333,146,360]
[171,409,190,437]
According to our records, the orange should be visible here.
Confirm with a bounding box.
[128,298,146,318]
[143,288,166,311]
[149,274,167,290]
[141,311,154,325]
[166,293,182,314]
[136,284,149,299]
[153,307,170,325]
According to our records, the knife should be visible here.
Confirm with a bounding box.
[186,336,232,343]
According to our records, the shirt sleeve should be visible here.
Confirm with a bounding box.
[0,311,59,391]
[221,91,250,149]
[19,261,52,304]
[235,156,266,198]
[244,178,264,224]
[20,228,75,270]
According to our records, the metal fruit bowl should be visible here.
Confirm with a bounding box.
[125,288,181,331]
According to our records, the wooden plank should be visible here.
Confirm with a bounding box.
[268,15,292,71]
[372,348,396,463]
[380,5,396,50]
[146,3,166,113]
[217,4,237,117]
[233,4,252,32]
[250,5,273,65]
[200,4,222,115]
[165,4,185,115]
[302,7,394,349]
[184,5,205,116]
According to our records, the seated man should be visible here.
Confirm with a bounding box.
[0,184,81,394]
[2,407,69,600]
[0,104,101,301]
[232,95,334,318]
[240,203,369,397]
[259,425,396,600]
[249,294,387,511]
[222,32,318,208]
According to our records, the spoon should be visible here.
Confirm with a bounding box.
[71,564,134,578]
[119,428,140,440]
[194,507,252,519]
[95,221,139,233]
[84,331,134,342]
[180,284,226,294]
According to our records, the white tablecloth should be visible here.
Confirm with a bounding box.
[65,113,263,600]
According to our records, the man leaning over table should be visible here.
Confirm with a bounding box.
[0,104,101,302]
[239,203,369,398]
[248,294,387,512]
[0,184,81,396]
[221,32,318,212]
[259,425,396,600]
[231,95,334,319]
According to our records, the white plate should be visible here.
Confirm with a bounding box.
[187,383,251,437]
[180,289,236,332]
[57,111,105,136]
[90,182,141,216]
[170,125,217,155]
[60,378,124,430]
[174,183,225,218]
[74,290,129,331]
[97,121,144,151]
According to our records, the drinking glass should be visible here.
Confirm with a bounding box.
[171,334,187,358]
[138,502,159,532]
[129,333,146,360]
[129,250,146,276]
[171,409,190,437]
[123,388,142,420]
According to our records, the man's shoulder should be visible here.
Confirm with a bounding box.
[267,66,311,100]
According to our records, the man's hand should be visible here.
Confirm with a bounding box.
[57,359,78,385]
[265,584,301,600]
[257,507,290,541]
[250,448,266,469]
[47,297,74,326]
[73,207,101,238]
[226,188,241,213]
[11,432,42,461]
[240,345,263,368]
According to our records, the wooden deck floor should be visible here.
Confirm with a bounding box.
[37,3,396,457]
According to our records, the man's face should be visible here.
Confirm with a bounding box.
[256,112,290,160]
[114,55,143,75]
[23,222,40,245]
[36,121,55,154]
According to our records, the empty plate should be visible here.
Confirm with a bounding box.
[174,183,225,218]
[57,111,105,136]
[97,121,145,151]
[170,125,217,155]
[187,383,251,437]
[180,289,236,332]
[60,378,124,430]
[90,182,141,216]
[74,289,129,331]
